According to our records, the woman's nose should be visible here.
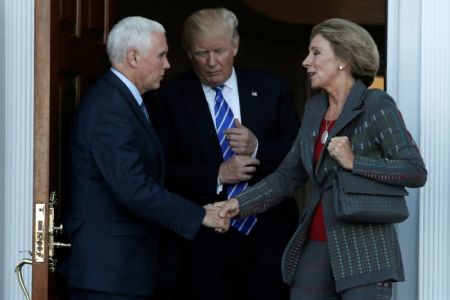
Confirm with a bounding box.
[302,55,310,68]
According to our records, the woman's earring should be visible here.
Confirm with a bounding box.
[339,65,343,70]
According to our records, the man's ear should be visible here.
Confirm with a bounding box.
[232,43,239,56]
[127,47,139,68]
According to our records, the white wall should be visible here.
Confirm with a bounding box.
[1,0,34,299]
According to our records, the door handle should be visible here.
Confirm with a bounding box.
[34,191,71,270]
[15,256,32,300]
[17,192,72,299]
[48,191,70,272]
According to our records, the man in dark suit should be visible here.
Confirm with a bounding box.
[147,8,300,300]
[59,16,229,300]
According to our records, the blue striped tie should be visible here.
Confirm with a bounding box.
[213,86,257,235]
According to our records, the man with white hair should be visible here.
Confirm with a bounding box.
[59,16,229,300]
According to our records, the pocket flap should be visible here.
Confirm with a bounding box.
[338,172,409,196]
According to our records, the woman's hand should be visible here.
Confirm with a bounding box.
[327,136,354,170]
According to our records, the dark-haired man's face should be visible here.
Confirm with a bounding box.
[188,33,238,87]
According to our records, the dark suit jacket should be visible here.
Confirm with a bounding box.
[237,79,427,292]
[147,68,300,287]
[60,70,205,296]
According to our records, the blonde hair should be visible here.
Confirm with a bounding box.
[182,8,239,50]
[311,18,379,86]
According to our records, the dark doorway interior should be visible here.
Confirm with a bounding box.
[117,0,386,115]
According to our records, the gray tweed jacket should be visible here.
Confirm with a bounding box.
[236,79,427,292]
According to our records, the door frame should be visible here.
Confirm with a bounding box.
[33,0,52,298]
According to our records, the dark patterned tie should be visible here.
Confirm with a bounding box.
[213,86,257,235]
[140,101,150,123]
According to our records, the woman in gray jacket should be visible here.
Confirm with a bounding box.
[217,18,427,300]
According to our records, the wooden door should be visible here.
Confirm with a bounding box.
[33,0,117,299]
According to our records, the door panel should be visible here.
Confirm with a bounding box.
[59,0,79,35]
[32,1,117,299]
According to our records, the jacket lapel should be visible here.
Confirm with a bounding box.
[180,71,223,162]
[300,93,328,178]
[315,80,367,173]
[236,71,260,133]
[129,100,164,153]
[104,71,164,158]
[327,81,367,140]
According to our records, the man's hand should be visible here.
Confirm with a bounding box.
[217,198,240,219]
[211,199,240,233]
[218,155,260,184]
[225,119,258,156]
[202,204,230,233]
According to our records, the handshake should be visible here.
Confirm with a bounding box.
[201,198,240,233]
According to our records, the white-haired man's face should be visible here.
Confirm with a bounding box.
[131,31,171,94]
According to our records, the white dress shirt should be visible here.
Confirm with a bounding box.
[200,68,258,194]
[201,68,242,125]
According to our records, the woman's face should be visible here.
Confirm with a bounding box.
[302,34,344,90]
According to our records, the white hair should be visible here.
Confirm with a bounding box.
[106,16,165,65]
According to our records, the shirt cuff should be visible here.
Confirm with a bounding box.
[251,140,259,159]
[216,176,223,194]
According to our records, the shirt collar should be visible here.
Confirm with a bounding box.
[201,67,238,95]
[110,68,143,105]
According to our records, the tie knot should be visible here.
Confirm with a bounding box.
[213,85,224,93]
[213,85,225,105]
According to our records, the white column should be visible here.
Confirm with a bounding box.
[387,0,422,299]
[1,0,34,299]
[389,1,450,299]
[0,0,5,294]
[418,0,450,299]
